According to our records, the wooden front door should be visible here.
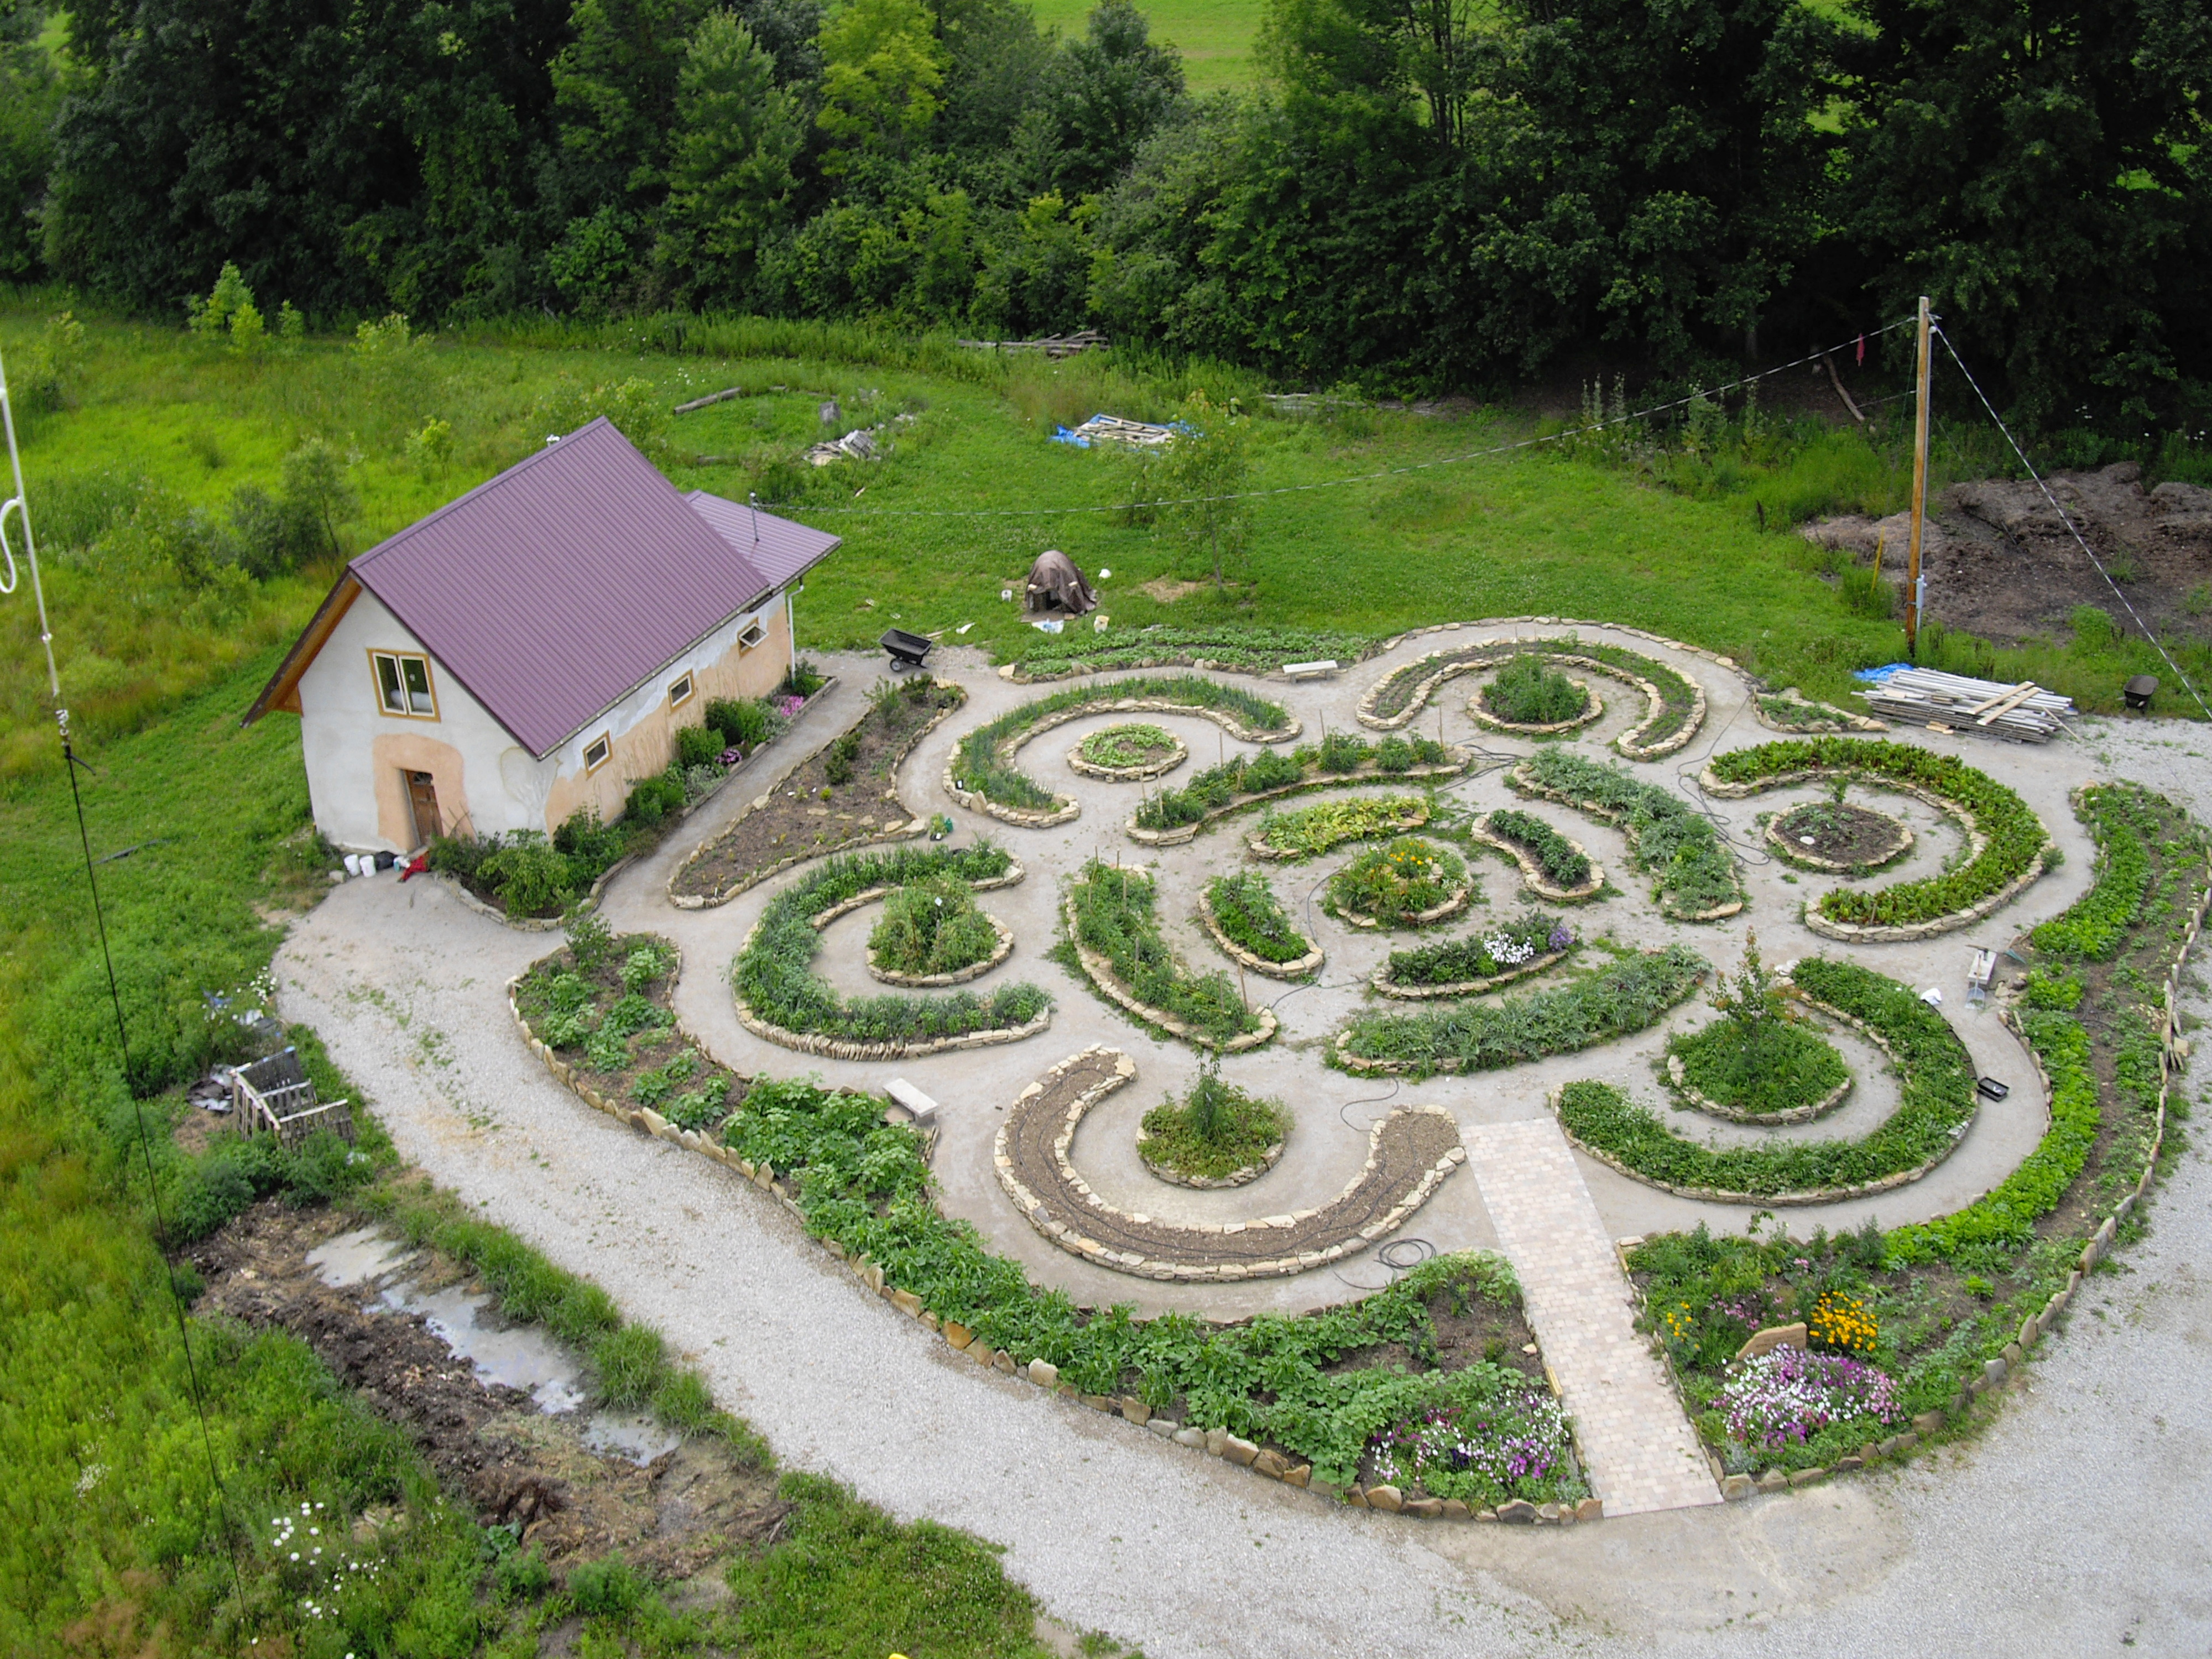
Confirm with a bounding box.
[404,771,442,844]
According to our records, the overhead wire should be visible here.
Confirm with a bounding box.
[763,316,1920,519]
[1933,324,2212,723]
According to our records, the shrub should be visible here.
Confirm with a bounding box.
[1338,944,1707,1073]
[707,696,776,748]
[783,658,826,697]
[675,723,724,768]
[1483,654,1590,724]
[552,806,628,870]
[1204,871,1313,965]
[477,831,578,917]
[625,769,686,825]
[1138,1066,1289,1180]
[823,728,862,786]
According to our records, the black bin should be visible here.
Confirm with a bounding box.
[2124,674,2158,712]
[880,628,933,671]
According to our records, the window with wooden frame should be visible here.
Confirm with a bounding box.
[667,671,695,708]
[582,732,613,774]
[738,619,766,650]
[370,650,438,718]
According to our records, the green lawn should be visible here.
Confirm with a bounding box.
[1031,0,1263,88]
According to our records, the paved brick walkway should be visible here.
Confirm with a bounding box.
[1464,1118,1721,1517]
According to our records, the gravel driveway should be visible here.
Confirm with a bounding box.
[274,645,2212,1657]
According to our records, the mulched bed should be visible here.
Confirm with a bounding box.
[672,681,964,901]
[1772,801,1910,869]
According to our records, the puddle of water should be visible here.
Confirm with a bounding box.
[378,1279,590,1416]
[580,1410,685,1467]
[310,1227,684,1461]
[306,1226,411,1287]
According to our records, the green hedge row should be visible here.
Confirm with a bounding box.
[1515,749,1742,917]
[733,843,1050,1043]
[1707,738,2047,930]
[716,1077,1577,1500]
[1555,957,1977,1198]
[1336,943,1706,1074]
[951,675,1292,812]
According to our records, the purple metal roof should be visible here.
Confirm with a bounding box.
[684,489,842,589]
[346,419,838,757]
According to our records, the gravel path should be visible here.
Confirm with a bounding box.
[275,655,2212,1655]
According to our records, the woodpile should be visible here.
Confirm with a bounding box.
[1854,668,2074,742]
[956,330,1109,358]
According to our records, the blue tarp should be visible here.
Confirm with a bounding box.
[1853,663,1913,682]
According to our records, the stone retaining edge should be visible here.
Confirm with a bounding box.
[867,913,1019,988]
[1067,728,1190,781]
[1197,888,1325,979]
[1334,955,1708,1075]
[1763,810,1915,875]
[1370,944,1572,1002]
[1466,682,1605,737]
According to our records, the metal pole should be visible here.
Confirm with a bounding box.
[1906,296,1933,659]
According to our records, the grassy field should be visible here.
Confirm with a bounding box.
[1032,0,1261,88]
[0,293,2198,1651]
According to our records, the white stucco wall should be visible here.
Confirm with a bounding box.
[298,587,792,854]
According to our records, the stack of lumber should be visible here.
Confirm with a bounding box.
[957,330,1109,358]
[1854,668,2073,742]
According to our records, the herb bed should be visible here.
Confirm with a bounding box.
[1201,870,1321,977]
[1065,860,1271,1047]
[1130,733,1460,841]
[1361,634,1703,758]
[1511,750,1743,919]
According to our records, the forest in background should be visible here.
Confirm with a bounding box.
[0,0,2208,429]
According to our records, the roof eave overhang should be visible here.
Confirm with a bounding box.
[241,572,364,724]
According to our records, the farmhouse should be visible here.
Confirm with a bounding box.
[243,417,838,854]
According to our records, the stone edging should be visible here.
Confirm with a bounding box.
[667,681,964,909]
[1124,755,1470,847]
[1555,989,1970,1206]
[1699,762,2045,942]
[1063,893,1278,1053]
[1246,800,1428,861]
[510,969,1600,1523]
[1068,727,1188,781]
[1357,630,1708,760]
[1698,849,2212,1502]
[1466,682,1604,736]
[868,914,1017,987]
[1327,881,1473,931]
[1138,1133,1287,1190]
[1666,1048,1854,1126]
[1510,765,1744,921]
[994,1045,1465,1281]
[1764,808,1914,875]
[1196,887,1324,979]
[1753,688,1886,735]
[1471,815,1605,902]
[1370,945,1571,1001]
[943,695,1302,828]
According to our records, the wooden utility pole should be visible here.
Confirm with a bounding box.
[1906,295,1933,659]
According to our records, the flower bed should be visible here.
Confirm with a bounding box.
[514,924,744,1134]
[1248,793,1428,860]
[1766,801,1912,874]
[1478,808,1601,901]
[732,842,1051,1056]
[1360,634,1703,758]
[1556,958,1976,1201]
[2027,784,2153,961]
[1372,913,1574,999]
[1473,653,1598,731]
[1129,733,1460,842]
[1717,1347,1902,1450]
[1137,1072,1291,1186]
[1667,1015,1851,1121]
[1325,838,1473,930]
[1702,738,2048,937]
[1511,750,1743,919]
[1364,1382,1579,1510]
[1066,860,1271,1047]
[946,675,1296,826]
[1070,722,1187,781]
[865,877,1011,985]
[670,675,960,906]
[1201,871,1321,978]
[1335,943,1707,1076]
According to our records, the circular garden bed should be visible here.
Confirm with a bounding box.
[865,877,1015,986]
[1468,653,1603,734]
[1767,801,1913,874]
[1665,1015,1853,1124]
[1069,722,1188,781]
[1326,838,1473,930]
[1137,1070,1292,1188]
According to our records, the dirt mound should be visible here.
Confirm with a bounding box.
[1802,461,2212,645]
[191,1203,788,1574]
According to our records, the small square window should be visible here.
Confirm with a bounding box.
[668,672,694,708]
[738,620,766,650]
[371,650,437,718]
[583,733,612,773]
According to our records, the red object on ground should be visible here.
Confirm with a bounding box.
[399,854,429,881]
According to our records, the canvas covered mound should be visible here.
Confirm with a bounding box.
[1025,548,1098,615]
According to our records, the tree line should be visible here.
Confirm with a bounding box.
[3,0,2209,422]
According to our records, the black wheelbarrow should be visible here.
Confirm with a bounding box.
[880,628,933,672]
